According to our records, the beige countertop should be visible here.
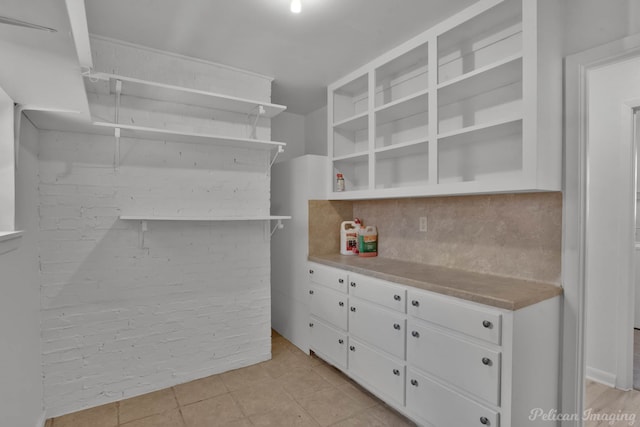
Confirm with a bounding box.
[308,254,562,310]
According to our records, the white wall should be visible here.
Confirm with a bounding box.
[562,0,640,56]
[0,118,44,427]
[0,86,14,231]
[585,56,640,386]
[304,106,327,156]
[272,111,305,163]
[40,39,275,416]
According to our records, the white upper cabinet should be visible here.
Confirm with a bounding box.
[327,0,561,199]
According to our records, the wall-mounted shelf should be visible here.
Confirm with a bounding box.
[120,216,292,246]
[85,72,287,118]
[119,215,291,221]
[92,121,286,151]
[0,230,23,256]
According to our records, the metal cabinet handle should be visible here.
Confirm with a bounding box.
[410,379,418,387]
[482,320,493,329]
[309,323,313,327]
[338,278,344,284]
[339,301,344,307]
[393,323,401,330]
[393,294,401,301]
[480,416,490,425]
[393,369,400,376]
[411,300,419,307]
[411,331,420,338]
[349,345,355,351]
[338,339,344,344]
[309,269,314,274]
[350,282,356,287]
[309,290,314,295]
[350,306,356,312]
[482,357,492,366]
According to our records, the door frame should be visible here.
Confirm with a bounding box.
[563,32,640,425]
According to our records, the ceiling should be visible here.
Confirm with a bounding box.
[84,0,478,115]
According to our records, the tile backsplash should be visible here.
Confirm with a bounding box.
[310,193,562,285]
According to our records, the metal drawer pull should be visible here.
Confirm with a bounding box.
[309,323,314,327]
[350,282,356,287]
[350,345,355,351]
[339,301,344,307]
[338,339,344,344]
[482,357,492,366]
[411,300,419,307]
[350,307,356,312]
[338,278,344,284]
[393,323,401,330]
[411,331,420,338]
[482,320,493,329]
[309,290,314,295]
[393,294,401,301]
[309,269,314,274]
[480,416,490,425]
[393,369,400,376]
[410,379,419,387]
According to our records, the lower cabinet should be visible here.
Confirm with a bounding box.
[348,338,405,406]
[309,318,348,369]
[406,368,500,427]
[307,262,560,427]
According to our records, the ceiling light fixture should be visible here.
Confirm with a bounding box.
[290,0,301,14]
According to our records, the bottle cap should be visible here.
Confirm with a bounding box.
[337,173,343,178]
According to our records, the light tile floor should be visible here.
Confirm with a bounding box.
[46,330,416,426]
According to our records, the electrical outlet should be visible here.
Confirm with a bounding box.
[419,216,427,232]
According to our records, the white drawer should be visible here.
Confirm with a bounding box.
[348,338,405,406]
[406,368,499,427]
[408,289,502,345]
[309,285,348,330]
[349,299,406,359]
[309,318,348,369]
[407,321,501,406]
[348,272,406,312]
[308,262,348,293]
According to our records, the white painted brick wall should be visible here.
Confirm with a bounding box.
[39,39,276,417]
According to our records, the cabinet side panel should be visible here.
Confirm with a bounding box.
[511,296,561,425]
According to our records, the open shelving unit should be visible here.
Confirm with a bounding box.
[83,72,287,156]
[327,0,561,199]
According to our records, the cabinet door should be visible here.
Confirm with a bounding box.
[408,289,502,345]
[407,368,499,427]
[349,299,406,359]
[310,285,348,330]
[309,263,348,293]
[407,321,501,405]
[349,272,406,312]
[348,338,405,406]
[309,318,348,369]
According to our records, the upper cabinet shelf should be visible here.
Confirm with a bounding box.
[327,0,561,199]
[85,72,286,118]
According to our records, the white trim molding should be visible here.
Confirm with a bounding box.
[563,32,640,426]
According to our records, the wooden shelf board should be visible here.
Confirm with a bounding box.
[375,89,429,125]
[92,122,286,150]
[86,72,286,118]
[375,139,429,160]
[437,116,523,144]
[333,111,369,132]
[437,54,523,106]
[120,215,291,221]
[332,151,369,162]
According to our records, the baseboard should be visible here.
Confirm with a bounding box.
[586,366,616,388]
[36,411,47,427]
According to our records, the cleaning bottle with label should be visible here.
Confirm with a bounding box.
[340,220,358,255]
[358,225,378,257]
